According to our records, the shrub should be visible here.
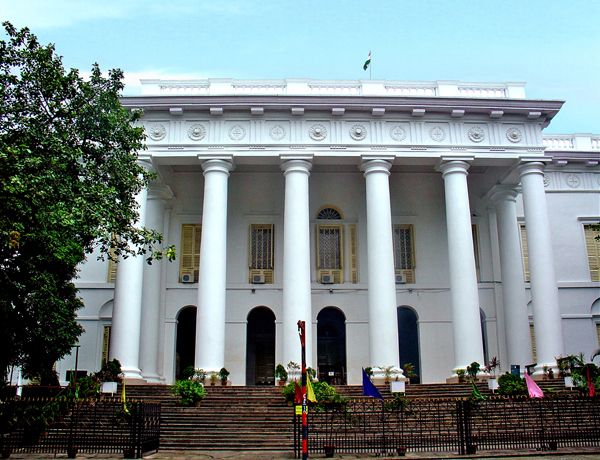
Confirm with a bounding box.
[171,380,207,406]
[497,372,526,396]
[94,359,123,382]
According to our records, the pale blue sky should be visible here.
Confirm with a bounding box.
[1,0,598,134]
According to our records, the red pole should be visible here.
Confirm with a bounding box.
[298,320,308,460]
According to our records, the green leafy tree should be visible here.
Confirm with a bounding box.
[0,22,174,383]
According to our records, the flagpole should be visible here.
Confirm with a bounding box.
[298,320,308,460]
[370,51,372,80]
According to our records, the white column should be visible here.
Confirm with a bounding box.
[437,159,485,372]
[139,188,169,383]
[492,188,532,372]
[517,161,564,375]
[361,158,401,378]
[195,158,233,373]
[109,163,151,381]
[281,156,313,369]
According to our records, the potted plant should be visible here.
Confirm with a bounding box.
[171,380,207,406]
[195,368,206,385]
[378,365,397,384]
[218,367,230,386]
[486,357,500,391]
[307,367,317,381]
[209,372,218,386]
[275,364,288,386]
[456,369,466,383]
[287,361,300,381]
[95,359,122,395]
[403,363,417,384]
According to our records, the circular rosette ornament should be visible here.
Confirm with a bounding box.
[269,125,286,141]
[390,125,407,142]
[429,126,446,142]
[188,124,207,141]
[229,125,247,141]
[148,123,167,141]
[309,124,327,141]
[467,126,485,143]
[506,127,523,143]
[349,124,367,141]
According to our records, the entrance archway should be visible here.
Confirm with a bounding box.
[317,307,347,385]
[397,306,420,384]
[246,307,276,385]
[175,306,196,380]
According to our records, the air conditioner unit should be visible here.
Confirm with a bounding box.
[252,273,266,284]
[181,270,195,283]
[395,274,406,284]
[321,274,335,284]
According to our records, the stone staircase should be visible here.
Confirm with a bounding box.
[123,378,570,451]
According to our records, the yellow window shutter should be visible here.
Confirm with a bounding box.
[584,225,600,282]
[102,325,111,366]
[349,224,358,284]
[597,323,600,347]
[107,247,117,283]
[180,224,201,283]
[530,324,536,363]
[520,225,530,282]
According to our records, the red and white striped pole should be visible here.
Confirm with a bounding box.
[298,320,308,460]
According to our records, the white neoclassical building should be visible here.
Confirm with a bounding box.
[53,78,600,386]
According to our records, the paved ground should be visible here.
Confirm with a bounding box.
[5,447,600,460]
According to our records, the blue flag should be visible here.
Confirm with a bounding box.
[362,368,384,401]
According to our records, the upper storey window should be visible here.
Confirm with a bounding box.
[249,224,274,284]
[317,206,344,284]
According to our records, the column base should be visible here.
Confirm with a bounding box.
[141,373,164,384]
[121,367,146,384]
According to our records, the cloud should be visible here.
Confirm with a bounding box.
[0,0,252,30]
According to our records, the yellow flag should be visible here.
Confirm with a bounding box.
[121,380,129,413]
[306,378,317,403]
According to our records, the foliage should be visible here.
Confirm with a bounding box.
[275,364,288,382]
[94,359,123,382]
[497,372,526,396]
[485,357,500,377]
[282,381,346,410]
[466,362,481,381]
[378,365,397,381]
[456,369,466,381]
[209,372,217,384]
[171,379,207,406]
[182,366,196,381]
[218,367,230,382]
[64,375,100,400]
[364,367,373,378]
[0,22,175,381]
[556,354,584,377]
[306,367,317,380]
[384,394,414,415]
[403,363,417,379]
[571,363,600,394]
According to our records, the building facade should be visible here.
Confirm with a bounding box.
[54,79,600,386]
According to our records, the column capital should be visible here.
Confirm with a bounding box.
[280,155,313,175]
[435,158,473,177]
[490,186,519,204]
[360,156,394,176]
[200,157,234,175]
[516,160,546,178]
[137,155,155,172]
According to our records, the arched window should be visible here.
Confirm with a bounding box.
[316,206,344,284]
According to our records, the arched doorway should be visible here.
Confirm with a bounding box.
[317,307,347,385]
[246,307,276,385]
[397,306,421,384]
[480,309,489,366]
[175,306,196,380]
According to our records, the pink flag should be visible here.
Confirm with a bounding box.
[524,372,544,398]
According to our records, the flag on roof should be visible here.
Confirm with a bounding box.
[524,372,544,398]
[363,51,371,71]
[362,368,383,401]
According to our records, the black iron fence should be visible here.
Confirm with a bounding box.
[0,398,160,458]
[294,396,600,457]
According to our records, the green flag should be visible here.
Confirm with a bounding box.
[363,51,371,71]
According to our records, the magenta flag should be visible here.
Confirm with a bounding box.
[586,366,596,399]
[524,372,544,398]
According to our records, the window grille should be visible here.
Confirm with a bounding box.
[317,207,342,220]
[530,324,536,363]
[349,224,358,284]
[393,224,415,283]
[249,224,274,283]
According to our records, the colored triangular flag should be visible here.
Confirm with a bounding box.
[294,382,302,405]
[524,372,544,398]
[470,377,487,400]
[362,368,383,401]
[306,377,317,403]
[363,51,371,71]
[121,379,130,413]
[586,366,596,399]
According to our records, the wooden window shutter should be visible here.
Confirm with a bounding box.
[520,225,530,282]
[102,325,111,366]
[180,224,202,283]
[107,246,117,283]
[472,224,481,282]
[349,224,358,284]
[597,323,600,347]
[584,225,600,282]
[530,324,536,363]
